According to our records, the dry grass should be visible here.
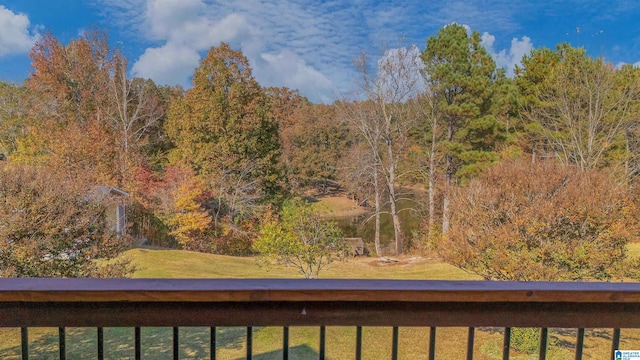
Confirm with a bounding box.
[309,195,368,218]
[628,242,640,259]
[129,248,477,280]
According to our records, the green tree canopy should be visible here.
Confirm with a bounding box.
[518,44,640,173]
[0,82,30,158]
[421,23,504,179]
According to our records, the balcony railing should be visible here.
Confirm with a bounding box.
[1,278,640,359]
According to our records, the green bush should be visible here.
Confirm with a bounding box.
[254,198,347,278]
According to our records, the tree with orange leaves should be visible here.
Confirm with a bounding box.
[440,159,640,281]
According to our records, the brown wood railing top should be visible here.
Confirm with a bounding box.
[0,278,640,303]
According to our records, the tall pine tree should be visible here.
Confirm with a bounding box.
[421,24,505,235]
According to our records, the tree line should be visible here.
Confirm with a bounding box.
[1,24,640,280]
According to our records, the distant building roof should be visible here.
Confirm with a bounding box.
[94,186,130,197]
[86,186,130,203]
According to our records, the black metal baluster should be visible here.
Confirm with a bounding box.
[135,327,141,360]
[575,328,585,360]
[283,326,289,360]
[21,327,28,360]
[467,327,475,360]
[502,327,511,360]
[355,326,362,360]
[611,328,621,360]
[97,327,104,360]
[319,326,326,360]
[538,328,548,360]
[392,327,399,360]
[210,327,216,360]
[247,327,253,360]
[173,327,179,360]
[428,327,436,360]
[58,327,66,360]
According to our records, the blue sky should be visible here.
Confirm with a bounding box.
[1,0,640,103]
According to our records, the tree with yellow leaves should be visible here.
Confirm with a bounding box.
[166,43,283,222]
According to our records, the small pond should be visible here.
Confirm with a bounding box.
[333,195,423,253]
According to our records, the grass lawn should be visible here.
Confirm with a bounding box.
[627,242,640,258]
[128,248,477,280]
[307,194,368,218]
[1,246,639,359]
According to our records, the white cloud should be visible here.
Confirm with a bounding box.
[98,0,405,102]
[144,0,205,41]
[131,43,200,86]
[426,1,524,34]
[614,61,640,69]
[482,32,533,77]
[142,0,255,49]
[129,0,257,88]
[258,50,336,103]
[96,0,529,102]
[123,0,344,102]
[0,6,39,58]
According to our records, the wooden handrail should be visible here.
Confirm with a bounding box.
[1,279,640,328]
[0,278,640,303]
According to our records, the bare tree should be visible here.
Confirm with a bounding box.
[350,46,424,255]
[107,56,164,187]
[416,89,442,250]
[339,101,384,256]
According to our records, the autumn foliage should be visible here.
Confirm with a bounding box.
[440,159,640,281]
[0,165,133,277]
[5,23,640,278]
[166,43,283,218]
[159,166,213,252]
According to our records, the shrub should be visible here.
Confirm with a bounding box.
[439,159,640,281]
[254,199,347,278]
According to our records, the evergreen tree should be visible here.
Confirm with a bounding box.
[421,24,505,235]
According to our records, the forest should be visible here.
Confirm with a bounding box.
[2,23,640,281]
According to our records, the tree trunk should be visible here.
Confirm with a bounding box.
[373,161,382,257]
[387,142,403,255]
[389,187,402,255]
[427,114,437,250]
[442,123,453,237]
[442,168,450,236]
